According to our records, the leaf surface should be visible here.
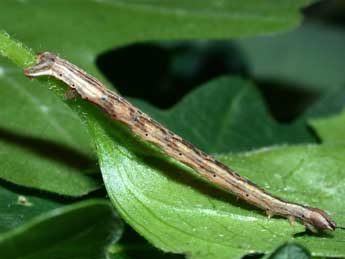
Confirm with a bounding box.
[309,110,345,144]
[87,77,345,258]
[0,0,313,60]
[0,0,315,195]
[132,77,314,153]
[0,199,123,259]
[0,181,64,234]
[0,33,101,196]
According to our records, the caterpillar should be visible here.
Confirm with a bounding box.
[24,52,336,233]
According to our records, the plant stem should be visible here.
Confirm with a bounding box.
[0,30,35,68]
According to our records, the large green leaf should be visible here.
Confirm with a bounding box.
[94,117,344,258]
[132,77,314,153]
[89,78,345,258]
[0,0,314,196]
[85,77,343,258]
[0,58,92,155]
[0,134,100,196]
[3,30,341,256]
[0,32,102,196]
[0,199,124,259]
[0,2,338,256]
[0,0,313,61]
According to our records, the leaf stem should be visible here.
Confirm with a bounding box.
[0,30,97,124]
[0,30,35,68]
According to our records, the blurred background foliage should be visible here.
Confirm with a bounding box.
[100,0,345,122]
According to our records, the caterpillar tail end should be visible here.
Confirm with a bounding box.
[304,207,336,232]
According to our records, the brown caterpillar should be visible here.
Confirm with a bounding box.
[24,52,336,233]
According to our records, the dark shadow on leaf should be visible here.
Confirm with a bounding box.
[0,127,98,175]
[305,124,323,144]
[0,178,73,204]
[97,110,265,217]
[0,178,107,204]
[242,253,264,259]
[293,229,335,238]
[138,153,260,214]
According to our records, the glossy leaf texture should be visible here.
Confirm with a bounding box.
[0,31,125,259]
[131,77,314,153]
[0,0,314,196]
[87,77,345,258]
[0,54,101,196]
[0,0,313,60]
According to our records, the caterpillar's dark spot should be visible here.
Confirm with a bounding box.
[59,74,62,77]
[145,133,148,137]
[246,194,249,197]
[213,174,216,178]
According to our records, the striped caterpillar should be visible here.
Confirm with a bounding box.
[24,52,336,233]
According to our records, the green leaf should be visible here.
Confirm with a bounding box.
[132,77,314,153]
[94,115,345,258]
[309,110,345,144]
[266,243,310,259]
[88,78,344,258]
[0,133,100,196]
[0,30,34,67]
[0,32,102,196]
[0,0,313,61]
[219,144,344,227]
[236,21,345,92]
[0,181,64,234]
[0,199,124,259]
[0,0,315,196]
[305,86,345,118]
[306,86,345,144]
[0,4,341,256]
[0,58,92,155]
